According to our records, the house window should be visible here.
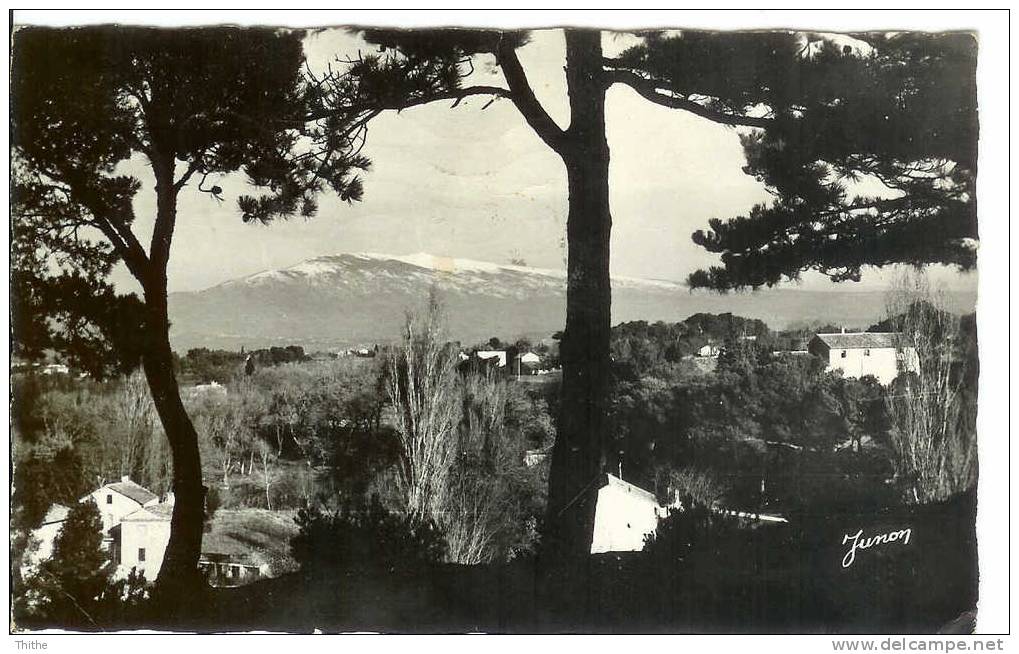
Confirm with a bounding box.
[106,494,113,504]
[138,548,146,562]
[864,349,871,356]
[840,350,847,359]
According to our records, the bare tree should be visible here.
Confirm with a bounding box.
[885,271,977,503]
[442,369,510,564]
[265,386,301,457]
[255,440,277,511]
[442,474,499,565]
[384,291,462,519]
[110,371,156,481]
[140,426,173,496]
[191,395,242,488]
[655,466,727,509]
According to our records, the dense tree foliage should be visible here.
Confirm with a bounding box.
[681,33,978,289]
[16,501,148,629]
[11,372,171,531]
[10,25,371,592]
[291,497,446,575]
[179,346,312,383]
[610,329,900,512]
[295,28,978,559]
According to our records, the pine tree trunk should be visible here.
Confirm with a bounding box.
[138,162,207,606]
[543,29,612,562]
[140,288,206,599]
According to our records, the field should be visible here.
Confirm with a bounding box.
[203,509,300,575]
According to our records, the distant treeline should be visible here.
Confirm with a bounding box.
[178,346,311,383]
[610,312,771,379]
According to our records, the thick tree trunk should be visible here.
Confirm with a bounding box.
[543,30,612,562]
[139,160,207,606]
[140,288,206,600]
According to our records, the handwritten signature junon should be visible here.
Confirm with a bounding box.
[842,527,912,568]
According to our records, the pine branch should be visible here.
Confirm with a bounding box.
[495,36,568,152]
[607,69,773,129]
[305,85,512,122]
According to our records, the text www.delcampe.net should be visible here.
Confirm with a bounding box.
[833,639,1006,652]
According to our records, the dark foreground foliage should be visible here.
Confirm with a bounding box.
[47,488,974,634]
[13,502,150,631]
[290,497,446,574]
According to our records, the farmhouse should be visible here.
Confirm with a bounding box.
[110,503,173,579]
[518,351,541,365]
[83,476,160,535]
[475,350,508,367]
[198,552,265,587]
[697,343,720,358]
[25,477,174,580]
[808,331,918,385]
[589,474,665,554]
[512,351,542,375]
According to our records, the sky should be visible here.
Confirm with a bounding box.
[109,27,977,295]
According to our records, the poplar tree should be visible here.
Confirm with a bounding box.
[305,28,977,560]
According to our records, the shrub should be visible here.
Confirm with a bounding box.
[654,467,727,508]
[642,502,753,561]
[290,496,446,574]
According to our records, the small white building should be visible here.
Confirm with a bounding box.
[808,331,919,385]
[523,449,549,467]
[590,474,664,554]
[475,350,507,367]
[192,381,228,397]
[83,476,160,536]
[697,344,720,358]
[110,503,173,579]
[518,352,541,365]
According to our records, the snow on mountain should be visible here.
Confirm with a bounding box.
[224,252,685,295]
[167,252,976,352]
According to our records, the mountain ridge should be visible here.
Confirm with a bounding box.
[167,252,977,352]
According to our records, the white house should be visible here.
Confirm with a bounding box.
[191,381,228,397]
[110,503,173,579]
[808,331,919,385]
[518,352,541,365]
[26,477,170,579]
[589,474,664,554]
[511,351,542,376]
[697,344,720,358]
[475,350,507,367]
[523,449,549,467]
[83,476,160,536]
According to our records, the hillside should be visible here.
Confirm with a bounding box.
[167,252,977,351]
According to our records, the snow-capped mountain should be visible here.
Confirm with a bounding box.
[166,252,976,351]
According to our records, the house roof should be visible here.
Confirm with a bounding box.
[104,479,159,506]
[814,332,906,350]
[121,503,173,522]
[602,473,659,505]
